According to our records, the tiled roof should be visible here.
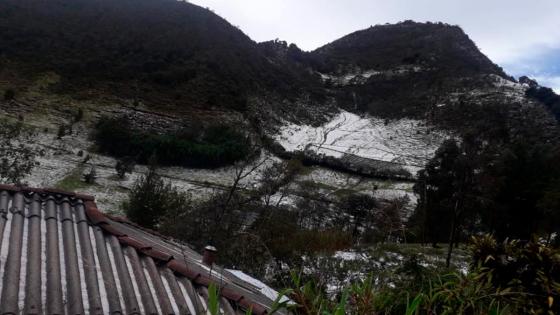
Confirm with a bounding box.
[0,184,275,315]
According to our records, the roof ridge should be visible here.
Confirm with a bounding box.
[105,214,177,243]
[0,183,95,201]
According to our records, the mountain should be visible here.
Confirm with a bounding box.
[0,0,325,119]
[303,22,558,143]
[308,21,508,117]
[313,21,505,76]
[0,0,558,210]
[1,0,557,135]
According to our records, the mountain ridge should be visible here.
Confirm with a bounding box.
[0,0,558,141]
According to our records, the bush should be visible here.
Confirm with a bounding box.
[123,166,190,229]
[115,157,135,179]
[252,209,353,260]
[82,166,97,184]
[0,120,37,184]
[470,234,560,314]
[94,116,253,168]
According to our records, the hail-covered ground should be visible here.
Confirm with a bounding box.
[276,110,451,174]
[22,125,420,214]
[5,99,442,214]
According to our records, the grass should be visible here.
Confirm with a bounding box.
[373,180,395,190]
[55,165,94,191]
[297,180,338,191]
[298,165,314,176]
[365,243,470,270]
[332,188,359,198]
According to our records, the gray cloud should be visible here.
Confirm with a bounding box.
[191,0,560,91]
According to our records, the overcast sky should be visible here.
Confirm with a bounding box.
[190,0,560,92]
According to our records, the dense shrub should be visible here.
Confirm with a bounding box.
[123,166,190,229]
[471,235,560,314]
[94,116,252,168]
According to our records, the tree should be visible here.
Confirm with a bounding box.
[480,141,559,240]
[339,194,377,241]
[257,159,303,207]
[411,137,481,266]
[412,140,461,247]
[538,179,560,244]
[372,197,407,243]
[0,120,37,184]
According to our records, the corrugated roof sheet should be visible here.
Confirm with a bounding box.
[0,184,274,315]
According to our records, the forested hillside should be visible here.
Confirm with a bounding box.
[0,0,324,114]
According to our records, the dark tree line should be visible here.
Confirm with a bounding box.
[94,116,253,168]
[410,135,560,265]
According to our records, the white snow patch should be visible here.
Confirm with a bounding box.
[141,259,163,315]
[72,212,90,313]
[226,269,289,303]
[40,207,48,309]
[0,209,12,299]
[320,69,381,85]
[18,207,29,312]
[105,237,126,311]
[319,67,425,86]
[177,280,197,315]
[57,213,67,306]
[89,227,110,314]
[124,253,145,314]
[161,273,180,315]
[276,110,451,171]
[333,251,369,261]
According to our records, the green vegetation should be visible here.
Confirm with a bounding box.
[297,180,337,191]
[123,165,190,229]
[55,166,95,191]
[94,116,252,168]
[267,236,560,315]
[408,136,560,266]
[122,158,411,280]
[332,188,360,198]
[0,119,37,184]
[0,0,321,111]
